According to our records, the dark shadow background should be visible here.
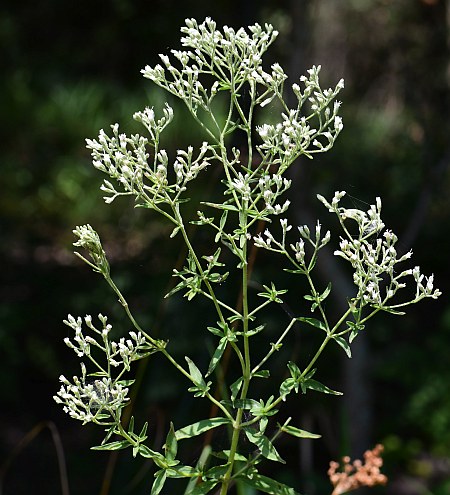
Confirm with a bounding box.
[1,1,450,494]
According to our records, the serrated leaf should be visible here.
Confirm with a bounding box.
[238,472,302,495]
[175,417,230,441]
[297,317,327,332]
[333,336,352,358]
[151,470,166,495]
[304,378,342,395]
[244,429,285,463]
[278,424,321,439]
[206,337,227,376]
[91,439,129,451]
[185,356,206,387]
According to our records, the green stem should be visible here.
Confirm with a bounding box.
[252,318,296,375]
[220,201,251,494]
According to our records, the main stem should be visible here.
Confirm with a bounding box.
[220,204,250,494]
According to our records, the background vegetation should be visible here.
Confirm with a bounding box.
[1,1,449,494]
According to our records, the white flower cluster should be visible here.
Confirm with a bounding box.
[173,142,210,192]
[141,18,279,114]
[254,217,292,252]
[257,66,344,169]
[86,110,211,205]
[319,192,441,307]
[254,218,331,269]
[73,224,109,275]
[54,314,157,423]
[63,313,149,370]
[291,221,331,264]
[54,364,130,424]
[258,173,291,215]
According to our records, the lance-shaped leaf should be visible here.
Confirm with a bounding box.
[151,470,167,495]
[206,337,227,376]
[238,472,302,495]
[187,480,219,495]
[164,422,178,462]
[244,428,285,463]
[333,335,352,358]
[185,356,206,387]
[297,317,327,333]
[278,423,321,439]
[175,417,230,441]
[230,376,243,402]
[91,439,130,451]
[302,378,342,395]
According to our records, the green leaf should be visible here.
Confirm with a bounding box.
[253,369,270,379]
[207,326,224,337]
[175,417,230,441]
[187,480,218,495]
[297,317,327,332]
[151,470,167,495]
[238,472,301,495]
[381,307,406,315]
[333,336,352,358]
[185,356,206,387]
[206,337,227,376]
[116,379,136,387]
[304,378,342,395]
[280,377,297,399]
[222,398,259,410]
[319,283,332,302]
[230,376,243,402]
[204,464,230,481]
[165,422,178,462]
[246,324,266,336]
[138,444,164,460]
[244,429,285,463]
[202,201,239,211]
[87,371,108,377]
[91,440,129,451]
[278,424,321,439]
[287,361,301,379]
[166,465,199,478]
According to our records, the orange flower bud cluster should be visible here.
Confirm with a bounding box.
[328,444,388,495]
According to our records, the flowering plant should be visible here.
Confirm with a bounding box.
[54,18,440,494]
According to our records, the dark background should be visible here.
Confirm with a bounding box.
[1,1,449,494]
